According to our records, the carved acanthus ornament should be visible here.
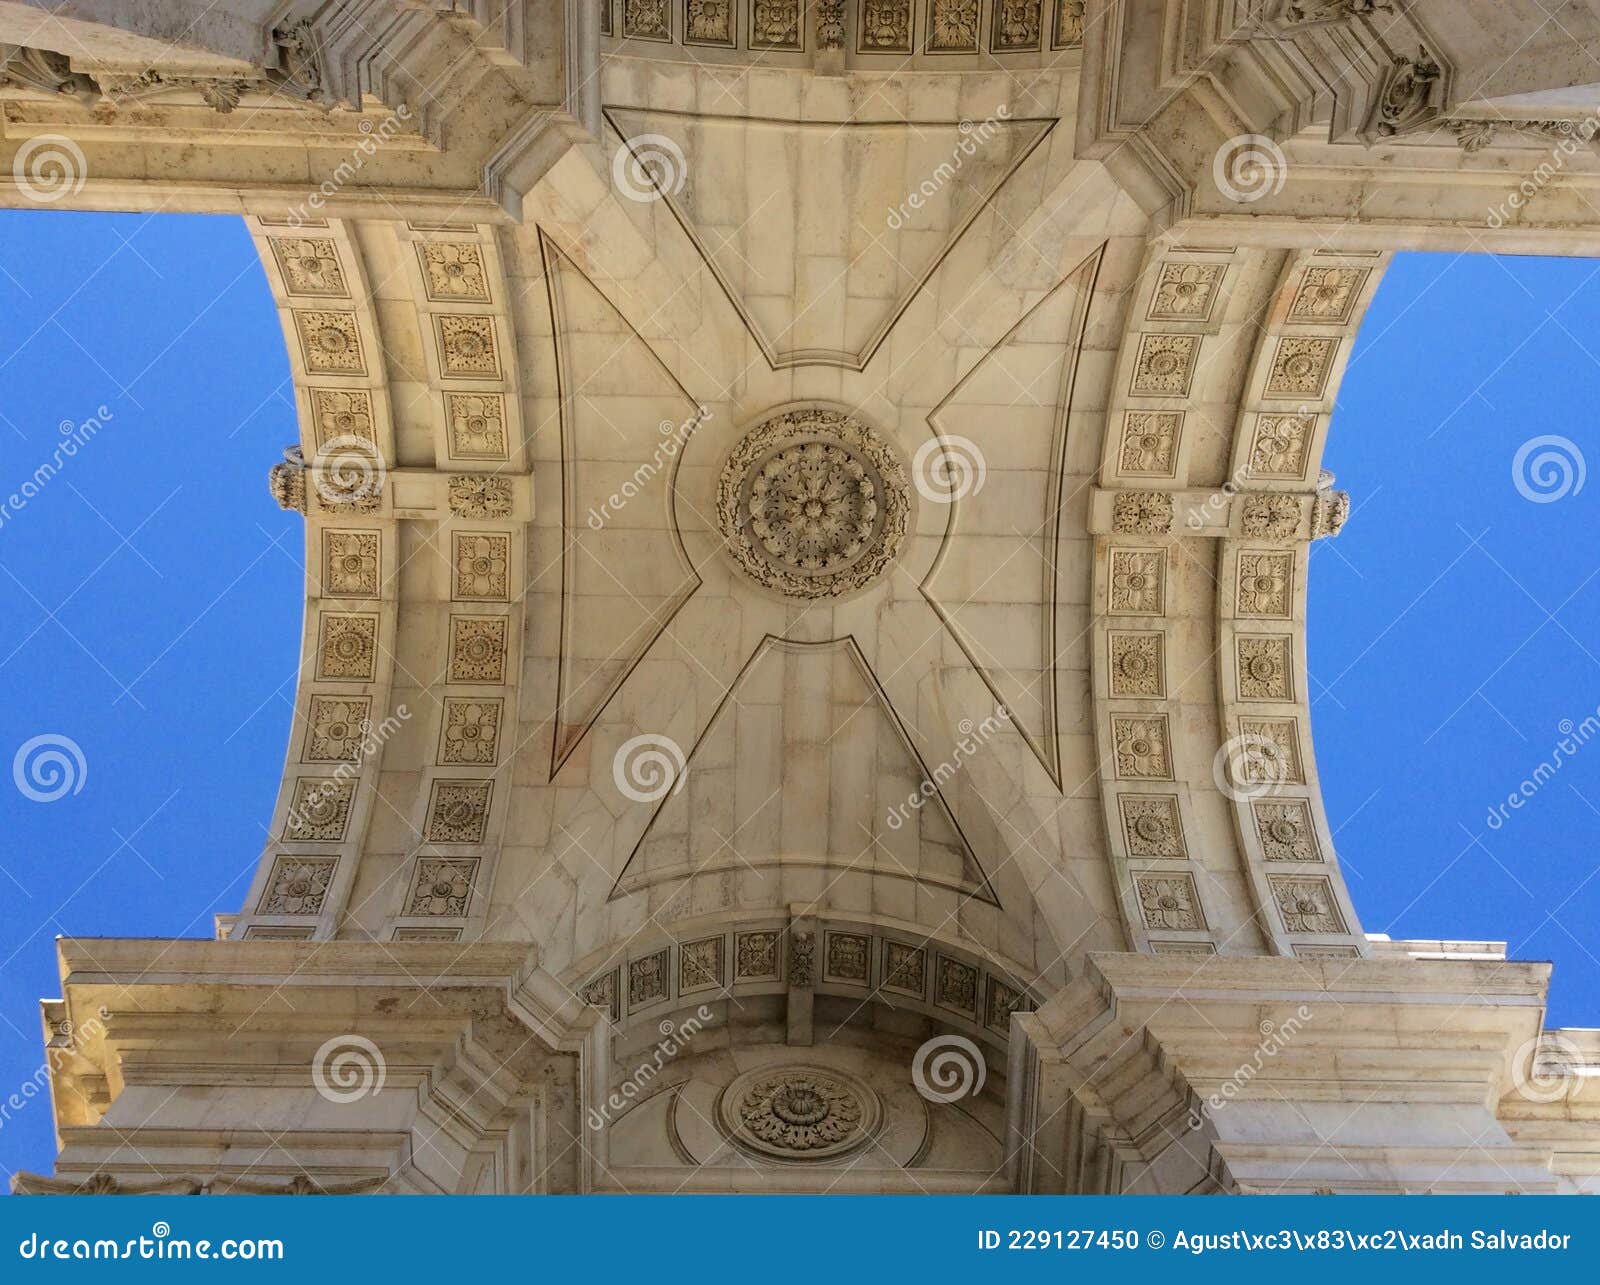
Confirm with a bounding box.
[720,1066,881,1159]
[788,931,815,988]
[1448,117,1600,153]
[1112,491,1174,535]
[449,475,514,520]
[1369,49,1445,139]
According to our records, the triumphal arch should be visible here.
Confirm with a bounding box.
[7,0,1600,1195]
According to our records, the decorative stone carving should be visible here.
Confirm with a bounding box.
[882,940,926,995]
[788,930,816,987]
[294,311,364,374]
[935,954,979,1015]
[859,0,911,50]
[1119,411,1181,475]
[629,949,670,1006]
[1148,262,1225,321]
[318,612,378,680]
[424,779,492,844]
[283,779,355,842]
[986,976,1028,1031]
[452,533,510,600]
[1236,549,1293,617]
[393,926,462,942]
[719,1065,881,1160]
[928,0,979,51]
[269,446,307,513]
[448,474,514,520]
[311,389,375,449]
[1274,0,1390,29]
[445,393,508,459]
[1270,874,1346,933]
[1150,939,1216,956]
[1109,631,1164,697]
[1109,549,1165,615]
[439,699,502,765]
[689,0,738,44]
[750,0,802,47]
[406,857,475,916]
[436,315,500,377]
[1135,873,1204,931]
[624,0,672,38]
[1240,493,1302,540]
[1237,717,1305,785]
[271,237,346,297]
[680,936,725,991]
[304,695,372,763]
[1119,794,1185,858]
[1254,799,1322,861]
[1112,490,1174,535]
[271,19,329,103]
[1051,0,1085,45]
[1311,489,1351,540]
[418,242,490,301]
[735,930,780,980]
[581,969,621,1021]
[323,531,380,598]
[259,856,336,916]
[1112,716,1172,779]
[1130,333,1198,395]
[1288,267,1367,324]
[1237,635,1293,700]
[815,0,845,47]
[1249,413,1313,478]
[823,931,868,982]
[715,408,909,600]
[991,0,1041,50]
[1265,336,1337,398]
[0,45,96,98]
[1449,117,1600,153]
[1371,49,1444,139]
[448,616,508,684]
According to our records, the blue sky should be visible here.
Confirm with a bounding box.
[0,215,1597,1183]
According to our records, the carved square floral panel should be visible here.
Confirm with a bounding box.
[882,940,927,996]
[1236,549,1293,618]
[310,389,375,451]
[624,0,672,39]
[581,968,621,1021]
[629,948,670,1007]
[1264,336,1337,398]
[1118,410,1182,476]
[858,0,911,51]
[435,315,501,378]
[322,531,380,598]
[417,242,491,302]
[270,237,347,297]
[1135,872,1205,932]
[394,926,463,942]
[824,931,870,983]
[1236,634,1294,700]
[405,856,477,917]
[927,0,979,51]
[1147,262,1226,322]
[1287,266,1368,325]
[1112,715,1172,780]
[1051,0,1084,46]
[448,615,508,684]
[935,954,979,1016]
[294,310,365,375]
[1248,413,1313,479]
[749,0,801,48]
[282,778,355,842]
[1119,793,1186,858]
[423,778,493,844]
[1254,798,1322,862]
[990,0,1040,50]
[303,695,373,763]
[1270,874,1346,934]
[735,930,780,980]
[453,533,510,601]
[259,855,337,916]
[1108,548,1165,615]
[1237,717,1305,785]
[1129,333,1199,396]
[444,393,509,459]
[986,976,1028,1032]
[680,936,725,993]
[317,612,378,681]
[685,0,736,45]
[1109,631,1165,697]
[439,698,502,766]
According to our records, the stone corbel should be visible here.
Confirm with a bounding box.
[1363,46,1447,141]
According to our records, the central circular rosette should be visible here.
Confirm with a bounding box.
[716,407,910,599]
[718,1064,882,1161]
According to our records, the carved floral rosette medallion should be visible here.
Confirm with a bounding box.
[715,408,910,599]
[718,1064,882,1161]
